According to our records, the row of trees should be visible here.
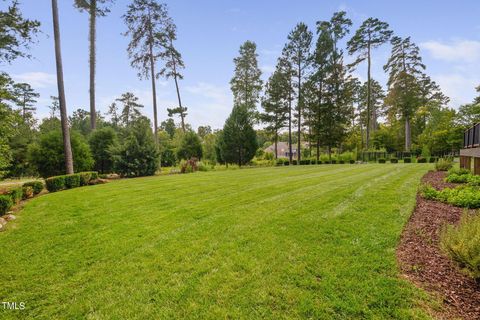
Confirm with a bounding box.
[222,11,476,164]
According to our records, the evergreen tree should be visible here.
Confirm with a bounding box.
[89,127,118,173]
[230,40,262,113]
[51,0,74,174]
[74,0,115,130]
[123,0,171,141]
[106,102,120,127]
[261,62,289,159]
[347,18,392,149]
[284,22,313,162]
[384,36,425,151]
[176,131,202,160]
[278,49,295,163]
[217,105,257,166]
[12,82,38,120]
[116,92,144,125]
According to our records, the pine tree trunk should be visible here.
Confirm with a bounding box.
[51,0,73,174]
[366,42,371,150]
[170,38,185,132]
[89,0,96,130]
[297,68,301,162]
[405,116,411,152]
[148,41,158,144]
[288,83,293,163]
[274,133,278,159]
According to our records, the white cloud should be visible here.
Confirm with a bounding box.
[12,72,56,88]
[431,73,480,107]
[260,65,275,74]
[421,40,480,63]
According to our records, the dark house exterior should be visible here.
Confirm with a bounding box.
[460,123,480,174]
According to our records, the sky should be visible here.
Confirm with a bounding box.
[2,0,480,130]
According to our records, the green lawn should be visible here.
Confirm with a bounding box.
[1,164,434,319]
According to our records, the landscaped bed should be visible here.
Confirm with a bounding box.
[0,164,435,319]
[397,171,480,320]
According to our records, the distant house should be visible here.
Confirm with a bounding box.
[264,142,298,158]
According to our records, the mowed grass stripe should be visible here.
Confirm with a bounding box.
[0,164,432,320]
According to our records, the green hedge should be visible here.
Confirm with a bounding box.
[65,174,81,189]
[8,187,23,204]
[429,157,437,163]
[283,160,289,166]
[404,158,412,163]
[0,195,13,215]
[45,176,66,192]
[23,181,44,195]
[349,159,355,164]
[422,185,480,208]
[331,160,336,164]
[390,158,398,163]
[22,186,33,199]
[417,157,427,163]
[378,158,386,163]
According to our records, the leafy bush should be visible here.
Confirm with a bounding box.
[8,187,23,204]
[283,160,289,166]
[22,186,33,199]
[390,158,398,163]
[79,172,92,186]
[180,158,198,173]
[435,158,453,171]
[429,157,437,163]
[197,161,209,172]
[449,168,471,176]
[64,174,81,189]
[417,157,427,163]
[111,117,159,177]
[467,175,480,186]
[276,158,285,166]
[339,160,345,164]
[45,175,66,192]
[441,213,480,280]
[349,159,355,164]
[403,158,412,163]
[0,195,13,215]
[378,158,386,163]
[324,160,331,164]
[28,130,94,178]
[89,127,118,174]
[445,173,470,184]
[177,131,203,160]
[422,185,480,208]
[331,160,336,164]
[23,181,43,195]
[292,160,297,165]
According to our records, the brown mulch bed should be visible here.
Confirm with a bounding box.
[397,171,480,319]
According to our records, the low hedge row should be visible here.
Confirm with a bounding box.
[45,171,98,192]
[422,185,480,208]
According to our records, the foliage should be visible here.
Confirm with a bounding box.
[89,127,118,173]
[441,213,480,280]
[0,194,13,215]
[28,130,94,178]
[378,158,386,163]
[111,117,159,177]
[176,131,202,160]
[23,181,43,195]
[22,185,33,199]
[115,92,144,125]
[390,158,398,163]
[403,158,412,163]
[64,174,81,189]
[422,185,480,208]
[416,157,427,163]
[435,158,453,171]
[230,40,262,111]
[8,187,22,204]
[45,175,66,192]
[180,158,198,174]
[217,105,257,166]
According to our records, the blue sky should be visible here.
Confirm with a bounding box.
[3,0,480,129]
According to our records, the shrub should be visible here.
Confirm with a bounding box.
[467,175,480,186]
[22,186,33,199]
[64,174,81,189]
[292,160,297,165]
[435,158,453,171]
[284,160,289,166]
[378,158,386,164]
[111,117,159,177]
[423,185,480,208]
[0,195,13,215]
[417,157,427,163]
[331,160,336,164]
[276,158,285,166]
[89,127,118,174]
[45,175,66,192]
[8,187,23,204]
[441,213,480,280]
[324,160,331,164]
[349,159,355,164]
[449,168,471,176]
[403,158,412,163]
[197,161,209,172]
[28,130,94,178]
[390,158,398,163]
[339,160,345,164]
[180,158,198,173]
[445,173,470,184]
[23,181,43,195]
[429,157,437,163]
[177,131,203,160]
[79,172,91,186]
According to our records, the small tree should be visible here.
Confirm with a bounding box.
[28,130,94,177]
[217,104,257,166]
[116,92,144,125]
[111,116,159,177]
[89,127,117,173]
[12,82,39,120]
[176,131,202,160]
